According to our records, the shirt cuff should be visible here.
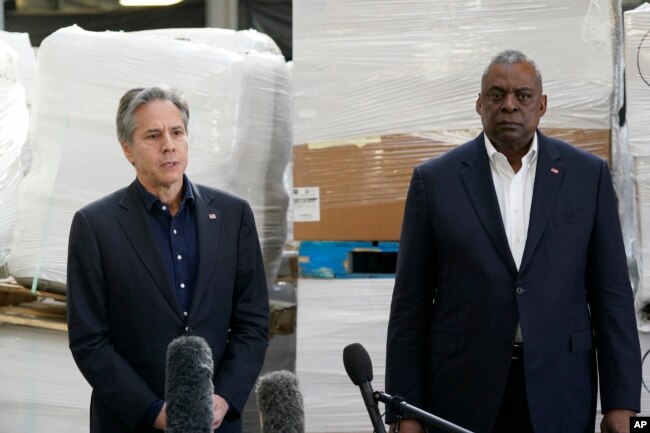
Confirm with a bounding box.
[141,399,164,427]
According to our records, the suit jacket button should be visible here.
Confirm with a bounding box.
[516,287,524,295]
[185,326,190,333]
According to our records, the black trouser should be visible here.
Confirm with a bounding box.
[492,344,535,433]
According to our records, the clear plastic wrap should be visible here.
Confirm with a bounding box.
[0,31,36,106]
[8,25,291,291]
[296,278,392,433]
[294,1,614,143]
[0,40,29,274]
[137,27,283,56]
[624,4,650,330]
[0,323,92,432]
[0,31,37,176]
[293,0,618,241]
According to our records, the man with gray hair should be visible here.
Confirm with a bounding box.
[67,86,270,433]
[385,50,641,433]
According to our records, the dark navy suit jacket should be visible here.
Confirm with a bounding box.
[67,180,269,433]
[386,131,641,433]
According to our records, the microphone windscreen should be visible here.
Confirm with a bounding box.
[343,343,373,385]
[255,370,304,433]
[165,336,214,433]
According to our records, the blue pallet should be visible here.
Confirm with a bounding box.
[299,241,399,278]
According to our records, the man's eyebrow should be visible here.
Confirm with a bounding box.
[487,85,535,91]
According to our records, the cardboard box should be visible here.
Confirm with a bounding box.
[293,129,610,241]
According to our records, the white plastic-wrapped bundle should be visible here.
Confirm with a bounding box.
[0,31,36,106]
[294,1,615,143]
[9,25,290,291]
[624,4,650,330]
[0,31,38,176]
[0,40,29,274]
[138,27,292,290]
[227,51,291,287]
[138,28,283,55]
[0,323,92,432]
[296,278,392,433]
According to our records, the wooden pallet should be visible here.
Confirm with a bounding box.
[269,300,296,337]
[0,280,66,302]
[0,280,294,335]
[0,279,67,331]
[0,300,67,331]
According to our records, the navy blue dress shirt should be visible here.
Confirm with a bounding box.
[135,175,200,426]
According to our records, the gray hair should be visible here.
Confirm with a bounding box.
[481,49,543,91]
[116,86,190,145]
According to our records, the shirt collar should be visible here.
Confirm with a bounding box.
[135,174,195,213]
[484,132,538,169]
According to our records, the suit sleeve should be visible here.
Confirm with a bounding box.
[586,161,641,412]
[213,201,270,419]
[67,210,159,429]
[385,166,437,423]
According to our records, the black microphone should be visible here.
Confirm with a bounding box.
[165,336,215,433]
[255,370,305,433]
[343,343,387,433]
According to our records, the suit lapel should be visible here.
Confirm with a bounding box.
[460,135,518,275]
[189,186,222,317]
[519,133,564,275]
[117,181,184,320]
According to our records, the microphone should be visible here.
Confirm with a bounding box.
[165,336,215,433]
[343,343,387,433]
[255,370,305,433]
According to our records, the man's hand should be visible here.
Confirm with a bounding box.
[153,402,167,430]
[389,419,425,433]
[601,409,636,433]
[212,394,230,430]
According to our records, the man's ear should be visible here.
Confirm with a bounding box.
[539,94,548,117]
[475,93,482,116]
[120,141,135,166]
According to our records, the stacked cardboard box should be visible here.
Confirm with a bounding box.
[294,129,610,240]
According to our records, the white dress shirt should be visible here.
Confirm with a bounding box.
[485,133,538,342]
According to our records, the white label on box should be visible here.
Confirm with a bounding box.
[293,187,320,222]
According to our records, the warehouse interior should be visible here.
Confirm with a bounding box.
[1,0,650,432]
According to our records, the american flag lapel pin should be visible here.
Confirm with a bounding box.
[208,213,217,220]
[550,167,559,174]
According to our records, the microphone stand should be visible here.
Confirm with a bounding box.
[374,391,473,433]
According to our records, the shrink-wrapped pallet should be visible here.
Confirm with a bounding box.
[296,278,392,433]
[0,40,29,274]
[0,324,92,432]
[625,3,650,330]
[138,27,283,56]
[0,31,36,106]
[293,0,620,241]
[8,26,291,291]
[0,31,38,175]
